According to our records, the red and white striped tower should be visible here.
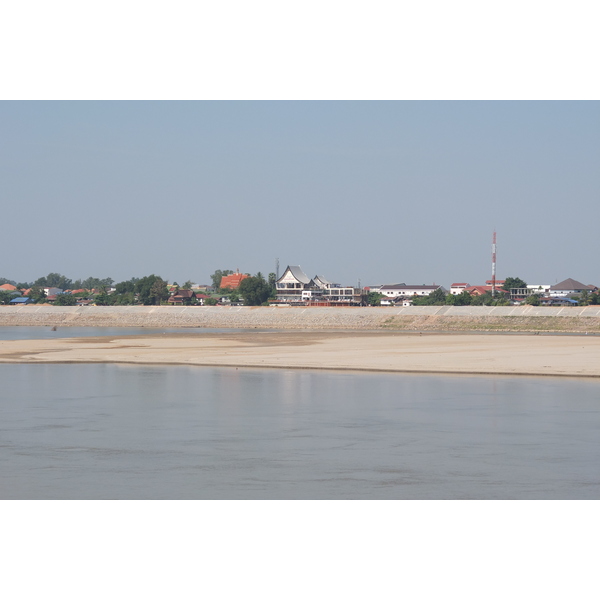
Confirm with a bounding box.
[491,230,497,296]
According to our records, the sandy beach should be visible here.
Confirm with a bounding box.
[1,330,600,378]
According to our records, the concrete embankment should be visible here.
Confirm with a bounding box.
[2,305,600,332]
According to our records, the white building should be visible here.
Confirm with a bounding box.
[379,283,447,298]
[275,266,364,305]
[508,284,551,301]
[450,283,470,295]
[275,266,314,303]
[549,278,596,297]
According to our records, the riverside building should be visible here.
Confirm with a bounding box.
[274,265,365,306]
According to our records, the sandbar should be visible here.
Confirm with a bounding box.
[1,331,600,378]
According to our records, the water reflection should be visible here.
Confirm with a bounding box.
[0,364,599,499]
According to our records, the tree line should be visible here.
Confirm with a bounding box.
[0,274,114,291]
[1,269,279,306]
[367,277,600,306]
[0,273,170,306]
[6,271,598,307]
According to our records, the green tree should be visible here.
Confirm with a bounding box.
[268,273,277,289]
[466,289,508,306]
[82,276,114,290]
[471,291,494,306]
[525,294,541,306]
[502,277,527,292]
[367,291,384,306]
[28,286,47,302]
[150,278,170,305]
[0,290,15,304]
[456,290,473,305]
[53,293,77,306]
[182,280,193,290]
[205,297,218,306]
[446,290,472,306]
[135,275,168,305]
[575,290,590,306]
[239,275,272,306]
[427,288,447,305]
[35,273,73,290]
[94,291,112,305]
[112,292,135,305]
[115,279,136,294]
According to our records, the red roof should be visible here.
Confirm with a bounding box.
[450,283,470,287]
[0,283,17,291]
[220,273,249,289]
[466,285,508,296]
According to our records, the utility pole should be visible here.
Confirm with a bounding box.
[491,230,497,297]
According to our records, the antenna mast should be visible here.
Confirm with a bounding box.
[275,257,280,280]
[491,230,497,297]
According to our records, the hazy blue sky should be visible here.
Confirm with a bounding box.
[2,101,598,287]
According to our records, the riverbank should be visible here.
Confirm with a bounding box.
[1,331,600,378]
[2,304,600,332]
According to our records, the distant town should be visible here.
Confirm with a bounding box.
[1,267,599,307]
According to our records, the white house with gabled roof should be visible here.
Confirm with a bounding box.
[549,278,596,297]
[275,266,315,303]
[450,283,470,295]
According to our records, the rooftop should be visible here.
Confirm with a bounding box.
[550,278,595,291]
[220,272,249,289]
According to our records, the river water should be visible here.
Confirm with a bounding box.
[0,326,244,341]
[1,336,599,498]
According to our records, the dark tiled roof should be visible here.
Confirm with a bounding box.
[550,278,593,291]
[172,289,195,298]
